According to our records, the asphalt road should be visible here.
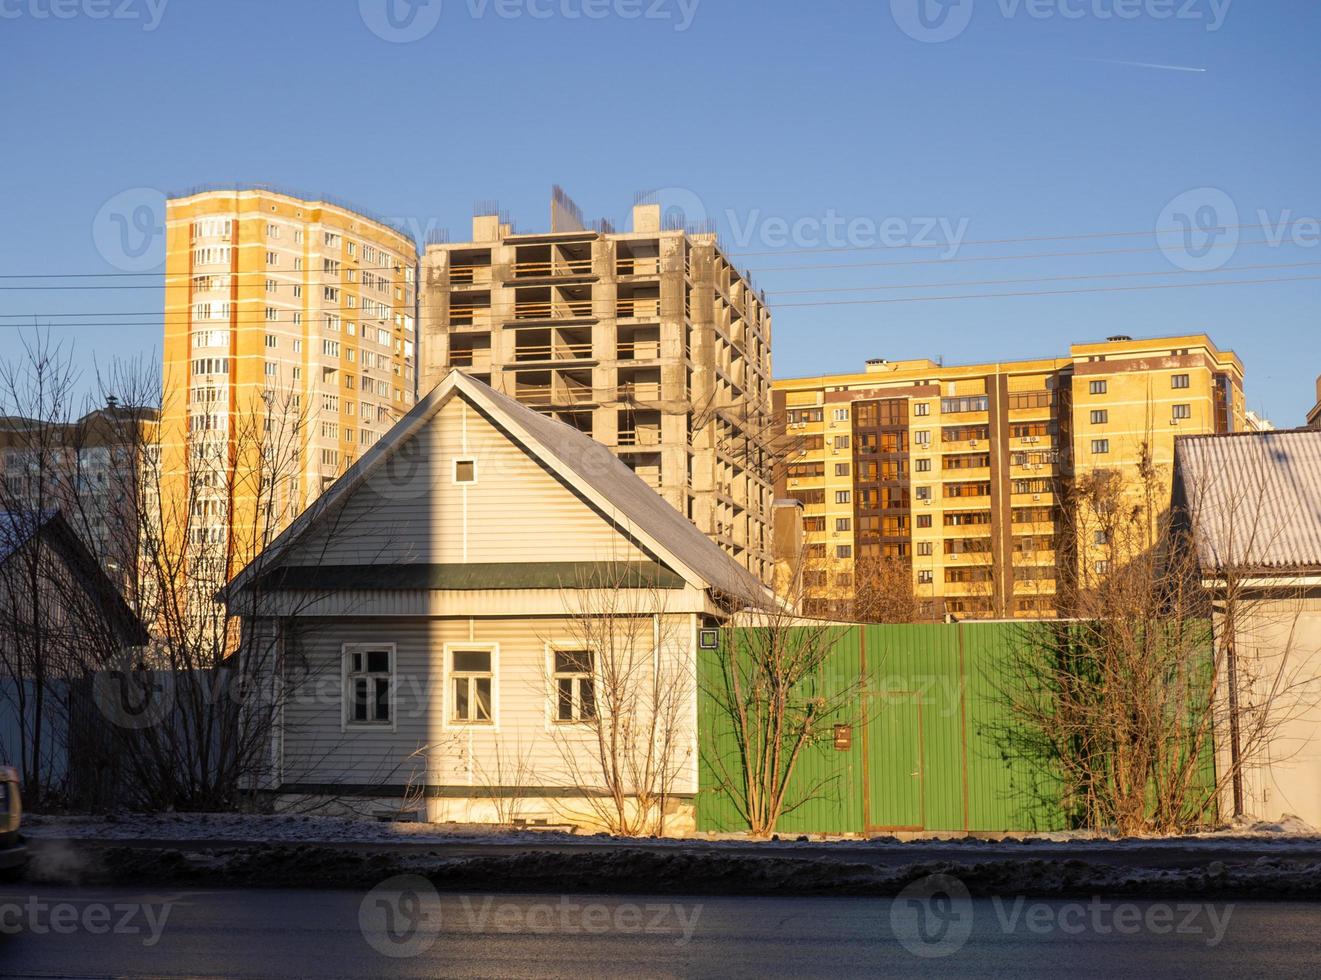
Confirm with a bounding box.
[1,886,1318,979]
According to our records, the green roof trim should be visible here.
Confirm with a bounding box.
[257,560,685,592]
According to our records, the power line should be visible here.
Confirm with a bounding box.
[6,258,1318,321]
[744,239,1273,274]
[770,274,1321,309]
[765,260,1321,296]
[725,223,1284,258]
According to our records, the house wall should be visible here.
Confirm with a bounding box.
[288,394,650,568]
[1221,596,1321,829]
[272,611,699,832]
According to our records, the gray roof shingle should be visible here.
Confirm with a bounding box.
[1174,428,1321,572]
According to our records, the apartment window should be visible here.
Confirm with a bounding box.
[916,515,932,529]
[1172,374,1190,389]
[266,223,280,238]
[915,486,932,501]
[265,278,277,293]
[265,251,278,266]
[914,430,931,446]
[1089,380,1107,395]
[835,518,852,532]
[915,458,932,472]
[836,545,852,559]
[293,339,302,353]
[1090,410,1108,424]
[1172,404,1191,420]
[834,463,850,477]
[552,650,595,723]
[914,402,930,416]
[917,570,934,584]
[941,395,989,414]
[917,542,933,556]
[1091,439,1110,454]
[832,408,849,422]
[1094,530,1109,545]
[450,648,494,723]
[264,362,276,378]
[343,645,393,727]
[835,490,851,504]
[264,334,277,349]
[1095,560,1111,575]
[265,307,278,322]
[323,340,340,357]
[294,229,305,244]
[454,458,477,483]
[834,435,850,449]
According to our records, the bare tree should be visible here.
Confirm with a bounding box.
[702,549,861,837]
[543,565,691,836]
[998,439,1314,835]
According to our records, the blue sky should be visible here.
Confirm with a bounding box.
[1,0,1317,422]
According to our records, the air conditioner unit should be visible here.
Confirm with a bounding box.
[1033,493,1042,501]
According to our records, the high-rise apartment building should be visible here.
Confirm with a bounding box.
[419,191,775,583]
[774,334,1245,619]
[162,188,419,582]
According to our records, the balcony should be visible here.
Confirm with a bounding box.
[512,299,593,321]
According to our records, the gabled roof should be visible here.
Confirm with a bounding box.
[0,509,148,643]
[1173,428,1321,572]
[228,371,771,605]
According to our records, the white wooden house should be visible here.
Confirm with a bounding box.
[226,370,769,832]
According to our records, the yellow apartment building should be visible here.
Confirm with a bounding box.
[774,334,1245,619]
[162,188,418,589]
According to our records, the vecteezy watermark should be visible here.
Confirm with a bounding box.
[92,647,176,730]
[890,0,1232,44]
[92,187,166,272]
[990,895,1234,947]
[890,873,975,958]
[1156,188,1321,272]
[890,874,1235,958]
[0,0,169,31]
[726,209,970,258]
[0,896,174,947]
[359,0,699,42]
[633,187,970,258]
[358,876,703,957]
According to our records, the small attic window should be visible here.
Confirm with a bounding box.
[454,459,477,484]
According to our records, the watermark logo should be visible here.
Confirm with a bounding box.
[1156,188,1239,272]
[890,873,975,958]
[991,895,1233,947]
[359,0,444,42]
[365,434,439,501]
[92,648,175,730]
[360,0,700,41]
[92,187,165,273]
[890,0,975,44]
[0,0,170,31]
[0,896,174,947]
[359,875,444,958]
[890,0,1232,43]
[726,208,969,257]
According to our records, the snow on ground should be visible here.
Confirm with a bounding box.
[21,810,1321,848]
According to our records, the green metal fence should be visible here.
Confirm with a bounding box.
[697,622,1092,835]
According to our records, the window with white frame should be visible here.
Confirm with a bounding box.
[450,648,493,723]
[344,645,393,726]
[552,649,595,722]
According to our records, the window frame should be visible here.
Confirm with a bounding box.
[453,457,478,485]
[443,642,498,728]
[546,644,596,726]
[341,643,397,733]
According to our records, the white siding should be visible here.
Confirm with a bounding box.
[286,396,649,567]
[279,614,698,796]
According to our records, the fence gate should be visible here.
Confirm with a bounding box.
[865,691,924,831]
